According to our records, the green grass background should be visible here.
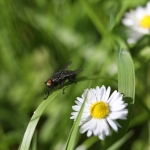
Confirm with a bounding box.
[0,0,150,150]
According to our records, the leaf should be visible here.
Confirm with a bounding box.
[65,82,92,150]
[19,90,62,150]
[107,130,134,150]
[117,49,135,100]
[103,48,135,149]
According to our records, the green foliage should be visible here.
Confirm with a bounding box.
[0,0,150,150]
[19,90,62,150]
[65,85,89,150]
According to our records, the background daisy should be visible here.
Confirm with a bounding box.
[70,86,128,140]
[122,1,150,43]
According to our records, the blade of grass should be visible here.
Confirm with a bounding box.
[112,48,135,142]
[117,49,135,100]
[107,130,134,150]
[31,131,37,150]
[65,82,92,150]
[79,0,107,36]
[75,136,98,150]
[19,89,62,150]
[103,48,135,149]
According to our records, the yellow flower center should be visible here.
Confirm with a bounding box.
[140,15,150,28]
[90,101,109,119]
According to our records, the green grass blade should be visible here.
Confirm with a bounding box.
[65,92,88,150]
[117,49,135,100]
[19,90,62,150]
[79,0,107,36]
[107,130,134,150]
[104,49,135,149]
[31,131,37,150]
[75,136,98,150]
[65,83,91,150]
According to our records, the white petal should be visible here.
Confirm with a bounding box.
[110,103,127,111]
[75,100,82,106]
[87,130,92,137]
[86,90,92,103]
[146,2,150,14]
[98,133,105,140]
[80,117,89,124]
[82,112,90,118]
[124,11,139,24]
[127,38,137,44]
[133,26,149,34]
[81,118,89,124]
[109,94,123,104]
[82,109,90,114]
[122,18,135,26]
[107,90,117,103]
[103,120,111,136]
[90,89,97,103]
[109,92,120,104]
[77,97,84,103]
[96,119,111,137]
[94,119,109,137]
[82,89,89,99]
[80,120,91,133]
[80,118,96,133]
[72,105,80,111]
[107,118,118,132]
[127,30,145,43]
[110,100,124,107]
[108,111,128,120]
[86,118,97,131]
[112,99,127,107]
[104,86,111,102]
[135,6,146,20]
[105,128,111,136]
[71,112,78,116]
[96,86,101,100]
[70,116,75,119]
[115,120,121,128]
[93,119,101,136]
[101,119,111,135]
[101,85,106,101]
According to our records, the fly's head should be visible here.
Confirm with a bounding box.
[45,79,53,87]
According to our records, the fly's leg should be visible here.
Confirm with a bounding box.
[44,87,51,100]
[44,90,49,100]
[61,81,65,94]
[69,76,76,84]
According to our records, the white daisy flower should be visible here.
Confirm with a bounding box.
[122,1,150,44]
[70,86,128,140]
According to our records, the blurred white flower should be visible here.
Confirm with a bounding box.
[70,86,128,140]
[122,1,150,44]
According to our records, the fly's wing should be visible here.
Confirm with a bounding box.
[50,62,72,78]
[71,69,83,74]
[60,62,72,71]
[61,69,83,78]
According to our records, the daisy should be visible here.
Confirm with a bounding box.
[122,1,150,44]
[70,86,128,140]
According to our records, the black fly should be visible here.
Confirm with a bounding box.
[44,62,83,100]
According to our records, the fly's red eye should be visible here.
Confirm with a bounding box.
[47,79,52,86]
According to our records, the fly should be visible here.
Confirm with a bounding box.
[44,62,83,100]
